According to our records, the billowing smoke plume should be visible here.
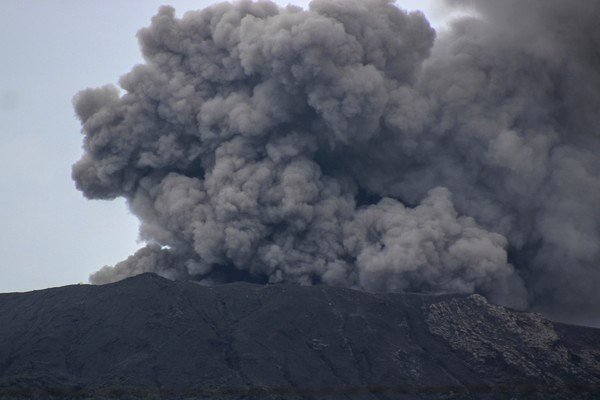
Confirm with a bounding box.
[73,0,600,322]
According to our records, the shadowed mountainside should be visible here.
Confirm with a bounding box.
[0,273,598,399]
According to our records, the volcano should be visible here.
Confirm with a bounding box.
[0,273,598,399]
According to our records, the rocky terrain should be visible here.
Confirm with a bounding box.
[0,273,598,399]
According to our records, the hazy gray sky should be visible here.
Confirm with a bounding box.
[0,0,443,293]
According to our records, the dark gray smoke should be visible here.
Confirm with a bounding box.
[73,0,600,323]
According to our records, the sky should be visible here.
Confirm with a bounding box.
[0,0,443,293]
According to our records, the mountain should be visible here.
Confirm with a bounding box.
[0,273,598,399]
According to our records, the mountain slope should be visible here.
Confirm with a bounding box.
[0,273,598,399]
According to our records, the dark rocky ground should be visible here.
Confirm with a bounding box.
[0,273,598,399]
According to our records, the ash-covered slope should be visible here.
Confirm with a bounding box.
[0,274,598,399]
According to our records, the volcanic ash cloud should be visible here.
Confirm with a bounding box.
[73,0,600,321]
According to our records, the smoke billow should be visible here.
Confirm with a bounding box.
[73,0,600,322]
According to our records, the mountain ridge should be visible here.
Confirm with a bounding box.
[0,273,598,399]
